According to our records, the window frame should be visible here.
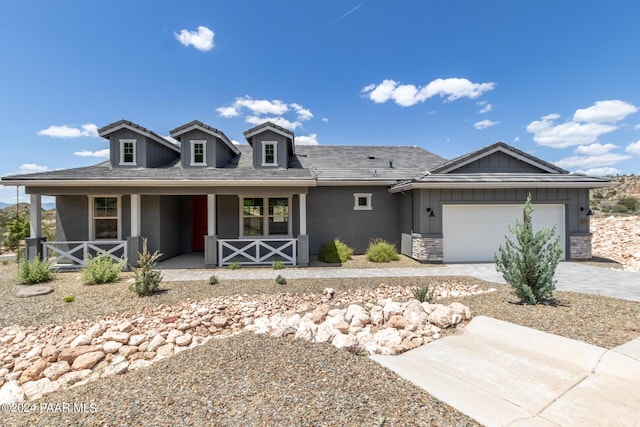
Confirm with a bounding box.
[261,141,278,166]
[190,140,207,166]
[88,195,122,240]
[119,139,137,165]
[239,196,292,237]
[353,193,372,211]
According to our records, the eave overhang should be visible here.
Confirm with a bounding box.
[0,178,317,188]
[389,179,615,193]
[99,121,181,154]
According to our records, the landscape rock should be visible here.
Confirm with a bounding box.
[42,361,70,381]
[71,351,105,370]
[0,381,25,404]
[101,331,130,344]
[147,335,167,352]
[58,345,101,364]
[428,306,456,329]
[332,333,361,353]
[70,334,92,348]
[16,286,53,298]
[18,359,47,385]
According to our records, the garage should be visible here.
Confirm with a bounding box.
[442,204,565,262]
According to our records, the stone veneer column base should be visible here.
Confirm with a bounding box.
[411,234,443,263]
[569,234,592,259]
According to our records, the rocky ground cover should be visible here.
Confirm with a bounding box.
[591,215,640,272]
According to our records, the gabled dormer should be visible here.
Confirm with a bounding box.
[243,122,294,169]
[429,142,567,174]
[98,120,180,168]
[169,120,240,168]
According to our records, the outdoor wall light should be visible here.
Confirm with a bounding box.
[580,206,594,216]
[426,207,436,218]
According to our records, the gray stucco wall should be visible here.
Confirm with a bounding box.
[412,187,591,255]
[250,130,289,169]
[449,151,546,173]
[306,186,401,255]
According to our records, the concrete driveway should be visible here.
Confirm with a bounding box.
[372,316,640,427]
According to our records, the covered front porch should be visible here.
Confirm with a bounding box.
[25,189,310,268]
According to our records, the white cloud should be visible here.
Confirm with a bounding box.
[625,140,640,155]
[245,115,301,130]
[361,77,495,107]
[291,103,313,121]
[576,167,622,176]
[296,133,319,145]
[527,100,639,149]
[234,97,289,115]
[526,114,617,148]
[74,149,110,158]
[174,26,215,52]
[37,123,98,138]
[231,139,241,146]
[477,101,492,114]
[635,124,640,130]
[216,106,239,118]
[554,153,631,169]
[473,119,499,130]
[513,136,520,142]
[573,143,618,156]
[18,163,49,173]
[322,118,329,123]
[573,100,638,123]
[163,136,180,145]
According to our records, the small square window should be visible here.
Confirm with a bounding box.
[262,141,277,166]
[354,193,372,210]
[120,140,136,165]
[190,140,206,166]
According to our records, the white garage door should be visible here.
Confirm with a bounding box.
[442,204,565,262]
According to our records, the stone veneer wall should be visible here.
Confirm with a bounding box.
[411,234,443,262]
[569,234,592,259]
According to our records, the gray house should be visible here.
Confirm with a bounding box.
[1,119,611,268]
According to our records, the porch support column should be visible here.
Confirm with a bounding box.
[25,194,43,261]
[127,194,141,269]
[297,193,309,266]
[130,194,141,237]
[205,193,217,268]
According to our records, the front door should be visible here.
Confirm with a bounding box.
[191,195,207,252]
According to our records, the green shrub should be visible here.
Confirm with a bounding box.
[81,253,125,284]
[209,275,219,285]
[130,239,162,297]
[18,255,53,284]
[616,196,638,213]
[365,239,400,263]
[5,215,29,251]
[229,262,241,270]
[63,295,75,303]
[318,238,353,263]
[412,284,435,303]
[272,261,285,270]
[494,195,563,305]
[275,274,287,285]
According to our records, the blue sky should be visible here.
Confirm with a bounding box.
[1,0,640,204]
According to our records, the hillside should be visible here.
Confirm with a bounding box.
[590,175,640,216]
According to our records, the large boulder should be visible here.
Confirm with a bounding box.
[403,301,429,325]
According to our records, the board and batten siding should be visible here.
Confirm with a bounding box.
[108,128,177,168]
[250,129,290,169]
[448,151,547,173]
[413,187,590,243]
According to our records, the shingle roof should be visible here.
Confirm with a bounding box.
[1,145,444,184]
[98,119,181,153]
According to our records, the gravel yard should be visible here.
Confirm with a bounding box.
[1,261,639,426]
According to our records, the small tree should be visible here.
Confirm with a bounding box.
[494,195,563,304]
[5,215,29,251]
[130,238,162,296]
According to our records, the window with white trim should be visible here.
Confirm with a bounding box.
[120,139,136,165]
[91,196,120,239]
[261,141,277,166]
[241,196,290,236]
[190,140,206,166]
[354,193,372,210]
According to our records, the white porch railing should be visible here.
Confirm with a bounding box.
[42,240,128,268]
[218,238,297,266]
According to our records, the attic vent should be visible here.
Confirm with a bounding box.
[368,155,375,160]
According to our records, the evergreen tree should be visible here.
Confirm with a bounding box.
[494,195,563,304]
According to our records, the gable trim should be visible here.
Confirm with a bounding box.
[436,145,561,174]
[171,123,240,155]
[99,122,180,154]
[244,125,293,142]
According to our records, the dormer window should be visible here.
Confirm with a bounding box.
[120,139,136,165]
[190,140,206,166]
[262,141,277,166]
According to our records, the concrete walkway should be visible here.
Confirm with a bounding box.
[372,316,640,427]
[157,258,640,302]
